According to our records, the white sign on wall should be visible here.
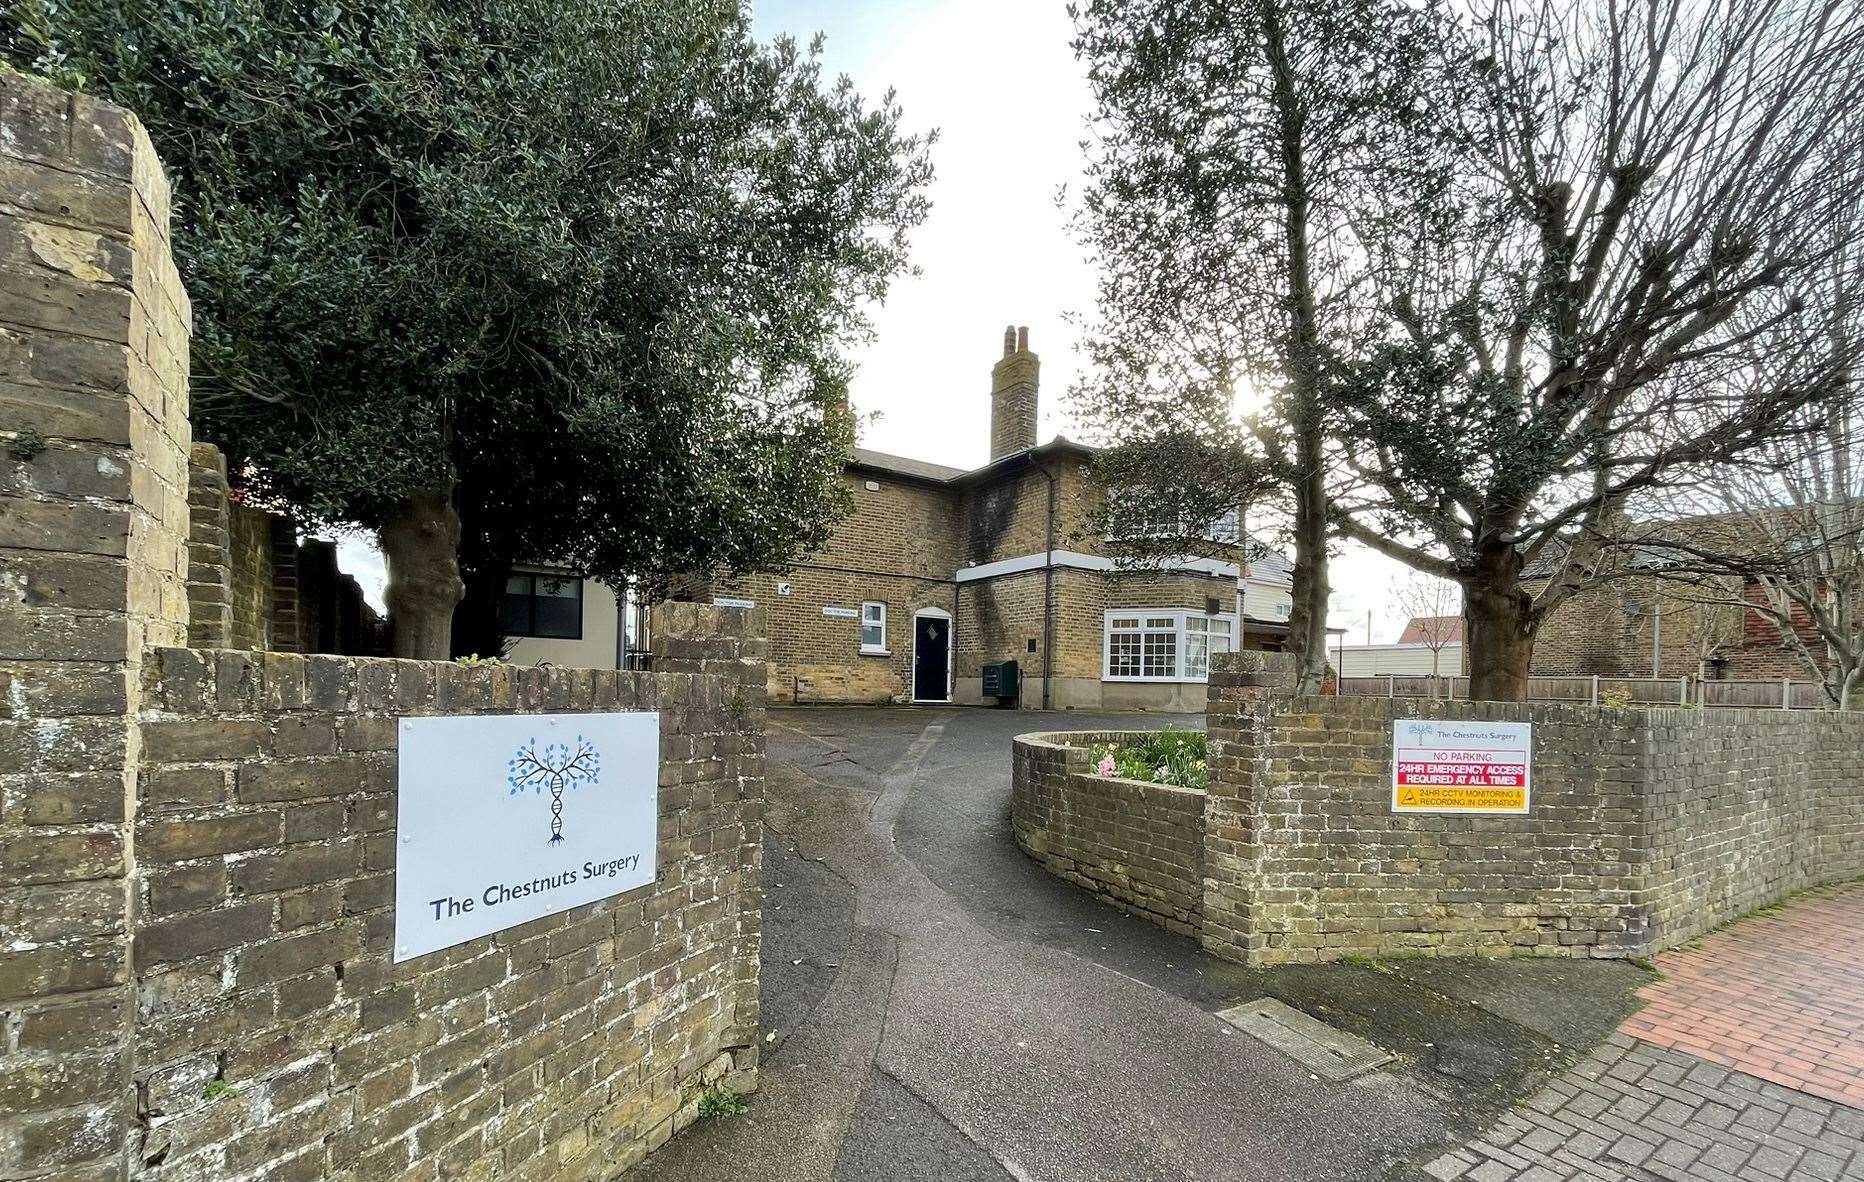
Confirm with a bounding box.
[1391,718,1531,814]
[394,712,659,962]
[822,606,858,619]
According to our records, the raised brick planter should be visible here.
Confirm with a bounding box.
[1011,731,1207,937]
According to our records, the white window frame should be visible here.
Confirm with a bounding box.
[1102,609,1237,683]
[1106,499,1242,545]
[860,601,889,655]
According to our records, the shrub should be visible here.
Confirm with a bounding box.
[1090,728,1209,789]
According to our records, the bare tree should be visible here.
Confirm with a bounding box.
[1333,0,1864,698]
[1391,573,1463,678]
[1070,0,1458,695]
[1653,384,1864,707]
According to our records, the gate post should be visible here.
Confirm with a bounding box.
[1200,650,1294,965]
[0,75,193,1181]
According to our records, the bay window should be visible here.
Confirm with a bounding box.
[1103,610,1235,681]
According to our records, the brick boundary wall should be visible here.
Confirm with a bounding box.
[0,74,768,1182]
[125,606,765,1182]
[1010,732,1205,936]
[1011,649,1864,968]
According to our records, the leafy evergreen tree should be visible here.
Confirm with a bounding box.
[7,0,931,655]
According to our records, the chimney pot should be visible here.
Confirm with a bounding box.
[989,324,1040,460]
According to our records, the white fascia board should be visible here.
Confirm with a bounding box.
[953,549,1240,583]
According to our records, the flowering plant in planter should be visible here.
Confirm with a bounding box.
[1088,729,1209,790]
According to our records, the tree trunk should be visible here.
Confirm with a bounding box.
[1463,556,1536,701]
[1262,0,1331,697]
[1287,456,1331,694]
[380,488,465,660]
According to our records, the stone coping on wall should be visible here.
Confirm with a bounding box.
[1010,731,1208,937]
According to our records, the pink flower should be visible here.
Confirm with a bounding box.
[1096,753,1116,777]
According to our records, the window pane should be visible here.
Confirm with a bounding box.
[1111,617,1140,629]
[1145,617,1175,629]
[1184,633,1209,679]
[530,577,581,638]
[1142,630,1177,678]
[863,602,885,623]
[1108,632,1141,677]
[500,579,531,634]
[862,623,885,649]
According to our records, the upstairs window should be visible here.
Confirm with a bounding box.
[503,572,583,639]
[861,601,888,653]
[1106,498,1242,544]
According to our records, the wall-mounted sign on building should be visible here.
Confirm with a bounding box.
[1391,718,1531,814]
[394,712,659,961]
[822,606,858,619]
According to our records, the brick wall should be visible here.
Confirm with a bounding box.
[183,441,383,658]
[1011,645,1864,968]
[1010,732,1206,936]
[1200,652,1864,965]
[126,606,764,1181]
[0,74,193,1182]
[0,76,766,1182]
[226,504,276,651]
[1642,707,1864,946]
[184,445,232,648]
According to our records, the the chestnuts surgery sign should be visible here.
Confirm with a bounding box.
[393,712,659,961]
[1391,718,1531,815]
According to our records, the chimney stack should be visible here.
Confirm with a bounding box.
[989,324,1039,461]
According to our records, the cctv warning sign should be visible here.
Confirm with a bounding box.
[1391,719,1531,814]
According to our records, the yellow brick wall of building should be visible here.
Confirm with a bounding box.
[706,449,1249,710]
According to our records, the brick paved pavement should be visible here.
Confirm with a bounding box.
[1421,1034,1864,1181]
[1621,884,1864,1111]
[1422,886,1864,1181]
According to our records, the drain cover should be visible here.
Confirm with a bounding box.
[1215,998,1393,1081]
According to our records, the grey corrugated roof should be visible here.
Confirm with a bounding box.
[847,447,969,484]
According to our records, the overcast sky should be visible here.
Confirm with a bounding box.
[341,1,1429,643]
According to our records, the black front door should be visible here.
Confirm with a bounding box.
[913,615,950,701]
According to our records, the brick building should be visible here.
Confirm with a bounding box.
[1526,547,1842,685]
[509,327,1295,710]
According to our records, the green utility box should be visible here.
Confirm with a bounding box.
[981,660,1020,705]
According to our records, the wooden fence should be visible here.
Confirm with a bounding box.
[1336,674,1831,709]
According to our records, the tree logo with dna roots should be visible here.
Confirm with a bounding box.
[506,736,602,844]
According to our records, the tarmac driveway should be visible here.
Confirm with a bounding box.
[635,707,1651,1182]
